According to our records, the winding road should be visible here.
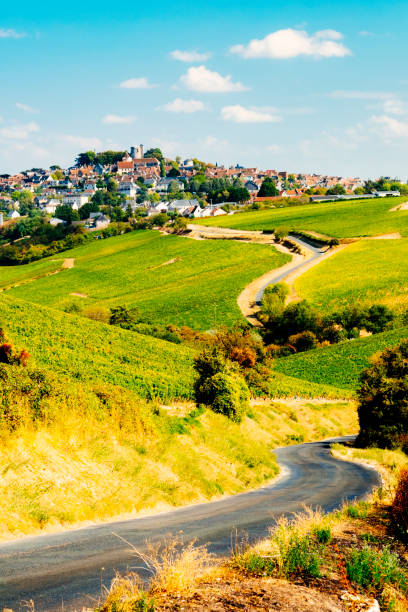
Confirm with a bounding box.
[0,437,380,612]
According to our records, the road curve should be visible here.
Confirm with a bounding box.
[0,437,380,612]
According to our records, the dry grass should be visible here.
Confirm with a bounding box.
[98,535,215,611]
[0,398,357,541]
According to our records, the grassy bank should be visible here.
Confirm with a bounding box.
[0,361,356,540]
[2,230,289,330]
[274,325,408,391]
[296,238,408,314]
[194,196,408,238]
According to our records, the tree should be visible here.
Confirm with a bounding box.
[168,180,180,193]
[75,151,95,166]
[109,305,140,329]
[51,169,64,181]
[173,216,188,234]
[230,187,250,203]
[144,148,163,160]
[54,205,80,223]
[365,304,394,334]
[356,341,408,451]
[167,167,180,177]
[79,201,100,220]
[258,178,279,197]
[326,184,346,195]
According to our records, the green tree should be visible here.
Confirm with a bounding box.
[144,148,163,160]
[258,178,279,197]
[54,205,80,223]
[356,341,408,451]
[75,151,96,166]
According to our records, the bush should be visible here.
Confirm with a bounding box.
[392,467,408,538]
[356,340,408,450]
[288,330,318,353]
[346,546,407,594]
[193,347,227,405]
[210,371,249,423]
[366,304,394,334]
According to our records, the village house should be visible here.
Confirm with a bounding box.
[62,193,89,208]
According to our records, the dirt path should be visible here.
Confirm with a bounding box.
[0,258,75,293]
[62,258,75,269]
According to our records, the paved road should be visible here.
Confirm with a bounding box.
[254,234,326,303]
[0,437,380,611]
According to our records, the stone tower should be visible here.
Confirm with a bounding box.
[130,144,144,159]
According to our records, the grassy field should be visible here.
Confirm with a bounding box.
[295,239,408,314]
[0,295,195,400]
[274,325,408,391]
[194,196,408,238]
[0,257,64,289]
[1,230,289,330]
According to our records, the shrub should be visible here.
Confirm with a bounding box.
[288,330,318,353]
[366,304,394,334]
[0,328,29,367]
[356,341,408,450]
[392,467,408,538]
[193,346,227,405]
[209,371,249,423]
[321,323,347,344]
[346,546,407,595]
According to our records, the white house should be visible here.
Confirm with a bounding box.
[8,210,20,219]
[62,193,90,208]
[43,199,60,214]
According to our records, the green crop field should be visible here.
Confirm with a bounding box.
[0,257,64,289]
[295,238,408,314]
[0,295,195,400]
[274,325,408,391]
[194,196,408,238]
[1,230,289,330]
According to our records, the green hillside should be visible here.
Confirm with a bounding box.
[1,230,289,330]
[274,325,408,390]
[194,196,408,238]
[295,238,408,314]
[0,295,195,400]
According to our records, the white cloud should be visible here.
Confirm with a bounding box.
[382,99,406,115]
[0,28,25,39]
[119,77,156,89]
[102,114,136,124]
[370,115,408,140]
[221,105,280,123]
[0,121,40,140]
[328,90,407,116]
[160,98,206,113]
[60,134,103,149]
[201,135,229,149]
[230,28,351,59]
[150,138,179,156]
[170,50,211,62]
[16,102,38,113]
[179,65,249,92]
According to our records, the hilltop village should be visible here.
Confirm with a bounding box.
[0,144,404,230]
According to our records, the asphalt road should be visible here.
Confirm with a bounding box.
[0,436,380,612]
[254,234,326,303]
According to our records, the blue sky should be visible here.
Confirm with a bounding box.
[1,0,408,177]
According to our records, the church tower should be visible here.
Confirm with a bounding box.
[130,144,144,159]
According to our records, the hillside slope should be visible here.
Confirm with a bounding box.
[194,196,408,238]
[0,295,195,400]
[2,230,289,330]
[274,325,408,390]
